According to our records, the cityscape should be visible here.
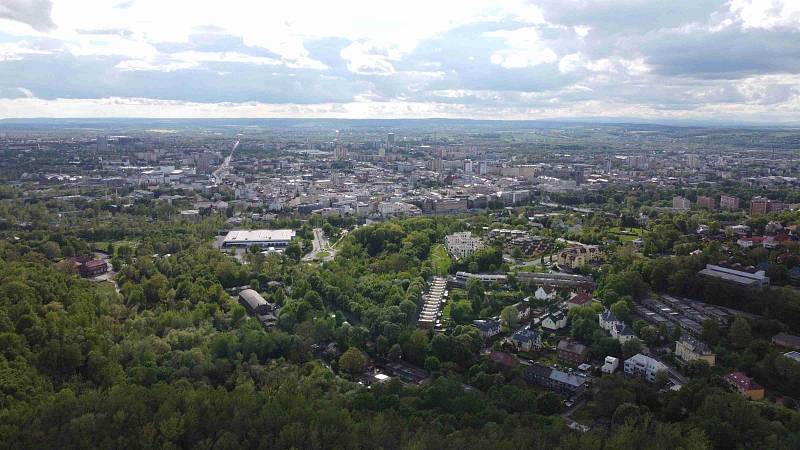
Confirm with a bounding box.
[2,1,800,449]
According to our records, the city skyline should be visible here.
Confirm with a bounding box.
[0,1,799,123]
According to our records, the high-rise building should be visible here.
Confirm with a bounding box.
[697,196,715,210]
[673,196,691,211]
[96,136,107,152]
[464,159,473,174]
[720,195,739,211]
[750,197,769,215]
[197,153,210,173]
[387,132,395,147]
[334,142,348,160]
[685,154,699,169]
[574,166,585,186]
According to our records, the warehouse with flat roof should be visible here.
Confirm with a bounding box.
[222,229,296,247]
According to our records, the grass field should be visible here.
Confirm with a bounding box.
[429,244,452,276]
[608,227,644,243]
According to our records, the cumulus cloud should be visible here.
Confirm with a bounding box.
[0,0,55,31]
[0,0,798,122]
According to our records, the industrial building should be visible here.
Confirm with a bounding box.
[222,229,296,248]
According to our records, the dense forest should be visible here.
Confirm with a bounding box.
[1,207,799,449]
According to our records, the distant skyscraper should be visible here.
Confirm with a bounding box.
[387,132,395,147]
[686,154,699,169]
[197,153,210,173]
[334,142,348,160]
[574,166,585,185]
[464,159,473,174]
[96,136,107,152]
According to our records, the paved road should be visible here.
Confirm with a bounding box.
[213,139,239,184]
[303,228,336,262]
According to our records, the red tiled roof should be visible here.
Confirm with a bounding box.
[488,351,518,368]
[569,293,593,305]
[726,372,762,391]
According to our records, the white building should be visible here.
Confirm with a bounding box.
[624,353,668,383]
[602,356,619,374]
[222,229,296,248]
[541,310,568,332]
[377,201,421,217]
[598,309,635,343]
[445,232,484,259]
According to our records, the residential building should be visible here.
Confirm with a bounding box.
[567,292,593,309]
[534,286,557,301]
[675,335,716,366]
[720,195,739,211]
[444,232,484,259]
[450,271,508,288]
[473,319,502,338]
[507,327,542,352]
[78,259,108,277]
[672,196,691,211]
[725,372,765,400]
[624,353,668,383]
[696,196,715,210]
[601,356,619,374]
[522,363,588,396]
[750,196,786,215]
[557,339,589,365]
[557,244,602,270]
[598,309,621,332]
[541,310,568,332]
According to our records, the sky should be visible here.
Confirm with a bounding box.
[0,0,799,122]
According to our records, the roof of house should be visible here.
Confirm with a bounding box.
[679,335,713,354]
[558,339,588,355]
[239,289,267,310]
[549,369,588,388]
[524,363,553,379]
[511,327,540,343]
[473,319,501,332]
[725,372,762,391]
[568,292,593,306]
[489,351,517,368]
[600,309,619,323]
[615,323,634,336]
[83,259,107,268]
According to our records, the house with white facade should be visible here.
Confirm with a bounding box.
[624,353,668,383]
[541,310,568,332]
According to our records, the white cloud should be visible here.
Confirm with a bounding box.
[340,42,400,75]
[485,27,558,68]
[729,0,800,29]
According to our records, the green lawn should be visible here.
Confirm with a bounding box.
[608,227,644,243]
[429,244,452,276]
